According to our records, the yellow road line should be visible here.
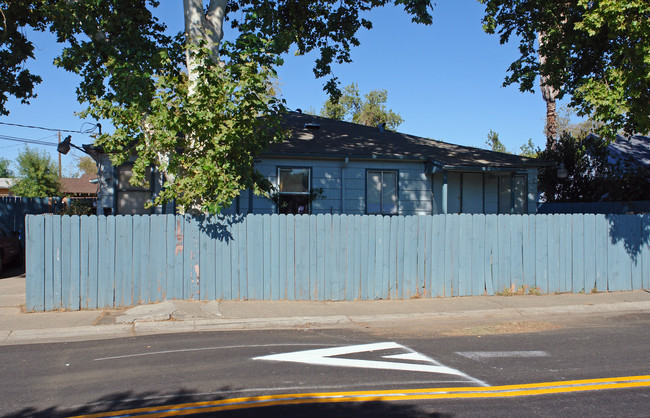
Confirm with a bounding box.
[71,375,650,418]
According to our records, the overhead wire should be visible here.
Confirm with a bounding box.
[0,134,59,147]
[0,121,81,133]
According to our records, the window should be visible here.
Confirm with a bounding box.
[277,168,311,214]
[367,170,398,214]
[498,175,527,214]
[117,165,152,215]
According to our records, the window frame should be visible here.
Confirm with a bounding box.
[365,169,399,215]
[498,174,528,214]
[276,166,313,215]
[116,163,154,215]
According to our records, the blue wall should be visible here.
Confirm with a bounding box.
[25,213,650,311]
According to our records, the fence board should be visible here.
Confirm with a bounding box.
[522,215,536,289]
[286,215,295,300]
[262,214,272,300]
[331,215,342,301]
[85,215,98,309]
[315,215,324,301]
[405,216,419,298]
[496,215,511,293]
[295,215,309,300]
[534,215,548,292]
[641,214,650,289]
[69,215,81,310]
[366,215,376,299]
[484,215,497,295]
[44,215,55,311]
[432,215,446,297]
[61,216,72,309]
[583,214,597,292]
[630,216,643,290]
[572,214,585,293]
[510,215,523,291]
[339,215,349,300]
[26,216,45,311]
[114,216,132,306]
[458,214,472,297]
[470,215,485,296]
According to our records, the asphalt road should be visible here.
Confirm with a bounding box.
[2,312,649,417]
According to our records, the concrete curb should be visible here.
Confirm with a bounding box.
[1,300,649,345]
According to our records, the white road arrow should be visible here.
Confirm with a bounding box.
[254,342,489,386]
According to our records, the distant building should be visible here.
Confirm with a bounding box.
[59,173,99,198]
[0,178,16,196]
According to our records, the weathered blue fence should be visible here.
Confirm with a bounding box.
[25,213,650,311]
[0,196,62,235]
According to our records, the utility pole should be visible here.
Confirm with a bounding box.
[58,131,62,178]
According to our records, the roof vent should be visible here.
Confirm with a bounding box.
[296,108,302,113]
[304,123,320,130]
[378,122,386,133]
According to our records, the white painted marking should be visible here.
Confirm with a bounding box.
[93,343,339,361]
[254,342,489,386]
[382,352,432,362]
[456,351,550,361]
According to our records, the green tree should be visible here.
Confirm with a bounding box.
[480,0,650,140]
[75,156,97,177]
[11,147,61,197]
[320,83,404,130]
[518,138,539,158]
[485,130,508,153]
[537,133,650,203]
[1,0,433,213]
[0,157,13,177]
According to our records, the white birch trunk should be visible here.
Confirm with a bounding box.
[183,0,227,93]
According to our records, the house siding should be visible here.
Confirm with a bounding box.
[240,158,434,216]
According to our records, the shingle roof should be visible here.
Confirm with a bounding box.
[264,112,548,169]
[608,135,650,167]
[60,173,98,196]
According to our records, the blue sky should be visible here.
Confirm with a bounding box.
[0,0,554,177]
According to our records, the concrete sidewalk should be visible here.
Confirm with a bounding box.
[1,270,650,346]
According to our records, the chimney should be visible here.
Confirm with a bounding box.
[378,122,386,132]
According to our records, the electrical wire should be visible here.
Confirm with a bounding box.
[0,121,101,134]
[0,134,59,147]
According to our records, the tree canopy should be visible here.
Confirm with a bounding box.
[320,83,404,130]
[480,0,650,139]
[0,157,13,177]
[0,0,433,213]
[11,146,61,197]
[485,129,507,153]
[538,133,650,203]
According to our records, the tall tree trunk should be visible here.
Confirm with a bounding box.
[537,32,559,150]
[180,0,227,213]
[183,0,226,92]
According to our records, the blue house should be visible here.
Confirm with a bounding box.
[97,112,548,216]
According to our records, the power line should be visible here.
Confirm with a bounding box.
[0,134,59,147]
[0,121,100,134]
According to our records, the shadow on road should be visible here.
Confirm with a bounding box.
[3,388,451,417]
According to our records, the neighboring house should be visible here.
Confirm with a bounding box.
[0,178,16,196]
[60,173,100,198]
[607,134,650,169]
[96,112,550,216]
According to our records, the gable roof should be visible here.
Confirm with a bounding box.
[264,112,548,171]
[60,173,98,196]
[608,135,650,168]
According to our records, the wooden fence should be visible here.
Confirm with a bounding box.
[25,213,650,311]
